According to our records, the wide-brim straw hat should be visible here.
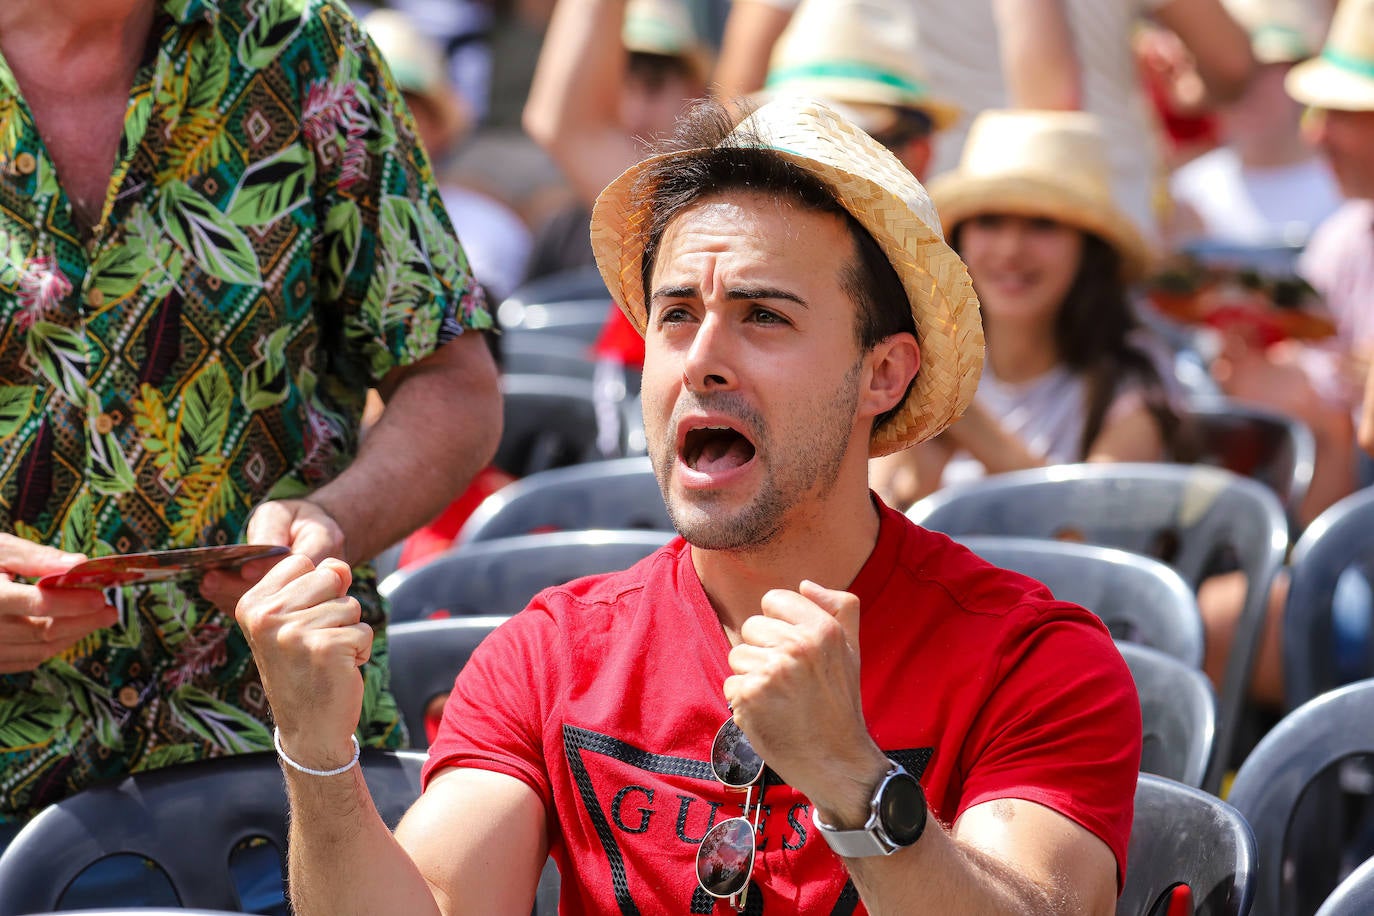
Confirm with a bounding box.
[589,97,984,456]
[760,0,960,133]
[622,0,713,88]
[1223,0,1325,64]
[928,110,1153,281]
[364,10,468,154]
[1285,0,1374,111]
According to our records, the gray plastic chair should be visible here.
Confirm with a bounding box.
[456,457,671,545]
[497,299,612,344]
[1228,679,1374,916]
[495,373,605,477]
[959,536,1205,667]
[1185,397,1315,531]
[502,334,600,380]
[1283,487,1374,710]
[1118,774,1257,916]
[908,463,1287,794]
[382,529,674,621]
[388,616,509,749]
[0,750,424,915]
[1117,642,1218,788]
[496,264,609,314]
[1315,855,1374,916]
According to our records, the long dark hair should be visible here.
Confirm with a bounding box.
[955,226,1180,460]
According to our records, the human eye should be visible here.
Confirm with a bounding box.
[654,304,695,326]
[748,306,789,325]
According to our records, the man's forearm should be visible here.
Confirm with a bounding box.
[847,820,1092,916]
[285,767,442,916]
[309,332,501,565]
[995,0,1081,110]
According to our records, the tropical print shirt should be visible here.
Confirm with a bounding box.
[0,0,491,822]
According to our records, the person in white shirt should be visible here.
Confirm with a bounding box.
[1170,0,1343,247]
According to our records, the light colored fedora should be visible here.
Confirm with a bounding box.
[1286,0,1374,110]
[927,110,1153,280]
[761,0,959,134]
[589,96,984,456]
[363,10,469,154]
[622,0,713,87]
[1223,0,1327,64]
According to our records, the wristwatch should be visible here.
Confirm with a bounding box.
[812,760,927,857]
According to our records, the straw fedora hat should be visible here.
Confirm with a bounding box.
[622,0,713,88]
[364,10,468,154]
[760,0,960,135]
[589,97,984,456]
[1223,0,1327,63]
[927,110,1153,281]
[1285,0,1374,111]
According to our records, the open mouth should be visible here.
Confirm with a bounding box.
[681,424,757,474]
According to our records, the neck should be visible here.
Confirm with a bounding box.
[0,1,153,76]
[985,320,1060,383]
[691,469,882,639]
[1232,130,1312,169]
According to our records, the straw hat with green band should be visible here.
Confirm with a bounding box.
[759,0,960,134]
[363,10,468,153]
[1285,0,1374,111]
[589,97,984,456]
[928,109,1154,282]
[622,0,713,86]
[1222,0,1326,64]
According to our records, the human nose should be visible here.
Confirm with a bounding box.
[683,312,737,392]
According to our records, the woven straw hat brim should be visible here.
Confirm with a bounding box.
[590,150,984,457]
[928,173,1153,282]
[1285,55,1374,111]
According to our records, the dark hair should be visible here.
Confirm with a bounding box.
[635,100,918,429]
[953,225,1180,459]
[627,51,700,93]
[869,107,934,154]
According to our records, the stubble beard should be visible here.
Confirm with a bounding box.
[649,363,863,552]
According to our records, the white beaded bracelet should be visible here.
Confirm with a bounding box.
[273,727,361,777]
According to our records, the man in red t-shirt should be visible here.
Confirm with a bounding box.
[235,96,1141,915]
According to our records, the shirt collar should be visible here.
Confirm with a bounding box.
[165,0,219,26]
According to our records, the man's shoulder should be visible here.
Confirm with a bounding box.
[526,537,688,618]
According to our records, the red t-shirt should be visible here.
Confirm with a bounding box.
[425,502,1141,913]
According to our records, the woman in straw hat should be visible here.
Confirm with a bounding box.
[872,110,1182,508]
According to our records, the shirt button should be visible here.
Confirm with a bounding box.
[94,413,115,435]
[13,152,36,175]
[118,685,140,708]
[86,287,105,308]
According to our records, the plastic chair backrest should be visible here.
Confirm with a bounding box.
[1118,643,1218,788]
[1308,856,1374,911]
[1283,487,1374,710]
[456,457,671,545]
[908,463,1287,794]
[1227,679,1374,916]
[389,616,509,748]
[495,374,604,477]
[383,529,674,621]
[498,299,613,344]
[1118,774,1257,916]
[502,335,600,380]
[1314,855,1374,916]
[497,264,609,314]
[1185,398,1315,529]
[0,750,425,915]
[958,536,1205,668]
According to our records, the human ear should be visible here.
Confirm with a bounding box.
[862,332,920,421]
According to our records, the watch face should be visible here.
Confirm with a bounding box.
[880,772,927,846]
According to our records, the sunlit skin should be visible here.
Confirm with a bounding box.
[1305,107,1374,199]
[641,192,905,556]
[620,71,703,147]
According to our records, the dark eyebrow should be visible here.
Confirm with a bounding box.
[648,286,807,307]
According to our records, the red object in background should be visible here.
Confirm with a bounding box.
[1141,53,1221,161]
[397,465,518,570]
[1166,883,1194,916]
[592,302,646,369]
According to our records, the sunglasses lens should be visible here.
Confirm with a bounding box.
[711,718,764,788]
[696,817,756,898]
